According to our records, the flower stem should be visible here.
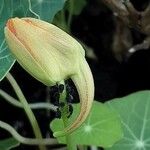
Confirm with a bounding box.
[67,0,74,29]
[0,89,57,111]
[0,120,57,145]
[59,81,77,150]
[6,72,46,150]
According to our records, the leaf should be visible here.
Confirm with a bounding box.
[25,0,66,22]
[105,91,150,150]
[65,0,87,15]
[0,40,15,81]
[50,101,123,147]
[0,0,65,81]
[0,138,20,150]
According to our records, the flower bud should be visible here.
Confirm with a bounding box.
[5,18,94,137]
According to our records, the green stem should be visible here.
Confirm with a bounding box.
[67,0,74,30]
[6,73,46,150]
[78,145,88,150]
[59,81,77,150]
[0,89,57,111]
[60,10,69,32]
[61,9,66,26]
[90,146,98,150]
[0,120,57,145]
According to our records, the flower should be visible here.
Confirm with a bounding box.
[5,18,94,137]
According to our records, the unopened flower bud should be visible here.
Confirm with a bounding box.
[5,18,94,137]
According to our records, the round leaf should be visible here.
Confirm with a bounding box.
[106,91,150,150]
[50,101,123,147]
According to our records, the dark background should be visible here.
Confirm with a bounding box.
[0,0,150,149]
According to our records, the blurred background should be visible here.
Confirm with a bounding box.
[0,0,150,149]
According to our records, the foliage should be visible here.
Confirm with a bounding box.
[0,0,65,81]
[1,0,150,150]
[106,91,150,150]
[0,138,20,150]
[50,101,123,147]
[65,0,87,15]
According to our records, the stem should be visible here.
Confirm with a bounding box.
[67,0,74,30]
[60,10,69,32]
[0,120,57,145]
[61,9,66,26]
[45,87,51,116]
[6,73,46,150]
[0,89,57,111]
[78,145,88,150]
[58,81,77,150]
[90,146,98,150]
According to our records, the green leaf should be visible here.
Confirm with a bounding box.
[105,90,150,150]
[0,0,65,81]
[0,138,20,150]
[65,0,87,15]
[50,101,123,147]
[0,40,15,81]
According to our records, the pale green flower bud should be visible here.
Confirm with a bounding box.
[5,18,94,137]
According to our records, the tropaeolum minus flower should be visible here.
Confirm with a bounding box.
[4,18,94,137]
